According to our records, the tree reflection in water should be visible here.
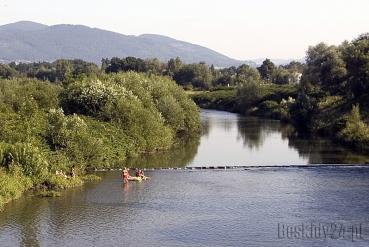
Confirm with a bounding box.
[126,135,200,168]
[235,114,369,164]
[236,117,286,149]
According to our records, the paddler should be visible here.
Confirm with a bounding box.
[135,168,149,180]
[135,168,142,178]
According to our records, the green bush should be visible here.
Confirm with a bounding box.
[42,174,83,190]
[0,168,32,208]
[237,81,262,112]
[0,142,49,183]
[339,105,369,148]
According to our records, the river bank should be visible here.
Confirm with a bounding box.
[191,87,369,154]
[0,72,200,208]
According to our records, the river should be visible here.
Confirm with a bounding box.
[1,110,369,246]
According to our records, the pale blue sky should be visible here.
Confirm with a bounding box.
[0,0,368,60]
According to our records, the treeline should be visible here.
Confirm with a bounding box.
[0,56,304,90]
[0,59,100,83]
[102,57,304,89]
[0,72,200,207]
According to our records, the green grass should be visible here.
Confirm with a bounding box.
[191,89,237,112]
[191,84,298,116]
[0,170,32,209]
[259,84,298,101]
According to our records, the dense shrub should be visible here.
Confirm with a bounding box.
[339,105,369,148]
[237,81,262,112]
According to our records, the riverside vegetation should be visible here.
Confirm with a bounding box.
[0,72,200,208]
[192,34,369,153]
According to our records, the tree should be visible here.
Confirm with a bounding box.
[214,66,237,86]
[302,43,347,94]
[166,57,183,77]
[289,91,318,131]
[257,59,276,82]
[173,63,212,89]
[237,81,262,111]
[105,57,147,74]
[343,33,369,97]
[145,58,165,75]
[0,64,18,79]
[272,67,291,84]
[283,61,304,73]
[236,64,261,83]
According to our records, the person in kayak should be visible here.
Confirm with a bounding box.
[135,168,149,180]
[135,168,142,178]
[122,167,129,183]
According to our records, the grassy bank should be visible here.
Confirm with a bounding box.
[191,84,298,120]
[0,72,200,208]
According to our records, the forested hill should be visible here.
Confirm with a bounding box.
[0,21,255,67]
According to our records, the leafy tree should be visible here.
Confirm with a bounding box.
[145,58,165,75]
[105,57,147,73]
[0,64,18,79]
[282,61,305,73]
[173,63,213,89]
[237,81,262,111]
[339,104,369,146]
[272,67,291,84]
[343,33,369,97]
[236,64,261,84]
[302,43,347,94]
[289,91,318,131]
[166,57,183,77]
[257,59,276,82]
[214,66,237,86]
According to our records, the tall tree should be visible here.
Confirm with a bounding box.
[343,33,369,97]
[257,59,276,82]
[302,43,347,94]
[167,57,183,77]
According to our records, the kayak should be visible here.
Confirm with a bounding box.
[127,176,150,182]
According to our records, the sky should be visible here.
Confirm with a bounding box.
[0,0,368,60]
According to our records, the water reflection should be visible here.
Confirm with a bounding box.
[287,132,369,164]
[194,110,369,165]
[0,193,45,246]
[126,136,200,168]
[237,117,279,149]
[120,109,369,167]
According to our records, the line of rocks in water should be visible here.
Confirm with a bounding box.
[94,164,369,172]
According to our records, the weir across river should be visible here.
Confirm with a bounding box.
[95,164,369,172]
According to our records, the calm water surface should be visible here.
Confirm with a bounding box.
[128,109,369,167]
[1,110,369,247]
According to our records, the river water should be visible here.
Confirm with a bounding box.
[1,110,369,247]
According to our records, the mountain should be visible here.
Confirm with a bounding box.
[0,21,255,67]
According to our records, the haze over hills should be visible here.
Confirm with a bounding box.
[0,21,258,67]
[252,58,305,66]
